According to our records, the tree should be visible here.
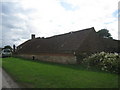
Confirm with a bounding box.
[97,29,113,39]
[3,45,12,51]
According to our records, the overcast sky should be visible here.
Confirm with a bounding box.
[0,0,119,48]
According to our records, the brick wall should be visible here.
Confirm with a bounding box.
[15,54,77,64]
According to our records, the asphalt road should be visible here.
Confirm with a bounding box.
[2,68,20,88]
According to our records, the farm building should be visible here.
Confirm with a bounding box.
[14,27,120,64]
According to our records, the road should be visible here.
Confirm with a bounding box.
[2,68,20,88]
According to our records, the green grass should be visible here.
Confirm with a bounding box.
[2,57,119,88]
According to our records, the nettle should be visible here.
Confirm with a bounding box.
[83,52,120,73]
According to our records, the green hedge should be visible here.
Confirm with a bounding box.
[81,52,120,73]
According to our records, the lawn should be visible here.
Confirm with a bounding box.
[2,57,119,88]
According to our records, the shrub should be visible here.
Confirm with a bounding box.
[82,52,120,73]
[76,53,90,64]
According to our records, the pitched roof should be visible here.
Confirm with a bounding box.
[16,27,97,54]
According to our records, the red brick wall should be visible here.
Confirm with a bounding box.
[16,54,77,64]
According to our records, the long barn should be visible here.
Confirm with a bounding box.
[14,27,120,64]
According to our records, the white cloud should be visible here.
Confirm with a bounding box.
[1,0,119,47]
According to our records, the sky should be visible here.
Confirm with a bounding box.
[0,0,119,48]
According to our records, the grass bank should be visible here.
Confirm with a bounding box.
[2,57,119,88]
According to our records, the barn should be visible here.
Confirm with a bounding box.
[14,27,120,64]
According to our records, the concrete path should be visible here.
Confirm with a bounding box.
[2,68,20,88]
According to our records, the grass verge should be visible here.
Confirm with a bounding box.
[2,57,119,88]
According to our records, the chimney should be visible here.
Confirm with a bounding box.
[31,34,35,39]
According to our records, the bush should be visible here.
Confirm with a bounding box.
[82,52,120,73]
[76,53,90,64]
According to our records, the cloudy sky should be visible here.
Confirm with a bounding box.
[0,0,119,47]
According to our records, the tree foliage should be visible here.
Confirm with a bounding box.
[3,45,12,51]
[97,29,113,39]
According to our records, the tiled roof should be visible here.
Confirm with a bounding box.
[16,27,95,54]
